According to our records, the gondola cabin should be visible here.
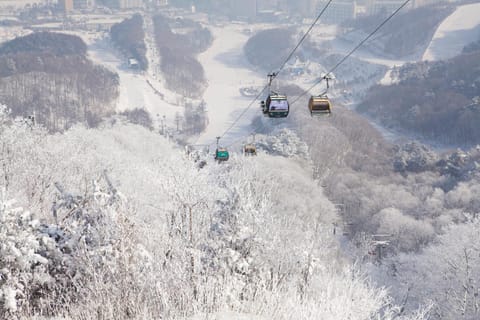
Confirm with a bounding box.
[309,96,332,116]
[215,148,229,161]
[263,94,289,118]
[243,144,257,156]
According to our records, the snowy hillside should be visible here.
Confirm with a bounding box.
[423,2,480,61]
[87,33,185,126]
[196,25,265,145]
[0,109,434,319]
[2,2,480,319]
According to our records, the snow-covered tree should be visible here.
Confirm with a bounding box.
[376,218,480,320]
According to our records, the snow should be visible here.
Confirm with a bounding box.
[195,25,265,146]
[423,3,480,61]
[85,32,185,126]
[187,311,265,320]
[0,0,47,8]
[0,26,30,44]
[3,286,17,312]
[68,17,271,144]
[3,5,475,150]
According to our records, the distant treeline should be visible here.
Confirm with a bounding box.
[463,34,480,54]
[0,32,119,131]
[341,5,454,59]
[244,28,295,71]
[358,50,480,146]
[152,14,212,98]
[110,14,148,70]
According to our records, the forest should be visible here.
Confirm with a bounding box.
[358,49,480,147]
[152,14,212,98]
[110,14,148,71]
[244,28,295,71]
[265,84,479,319]
[0,106,437,319]
[0,32,119,132]
[1,2,479,319]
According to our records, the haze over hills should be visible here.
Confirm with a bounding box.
[0,1,479,319]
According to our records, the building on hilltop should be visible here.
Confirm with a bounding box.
[230,0,257,19]
[73,0,96,9]
[59,0,74,13]
[412,0,439,8]
[284,0,318,17]
[102,0,144,9]
[367,0,412,15]
[319,0,357,24]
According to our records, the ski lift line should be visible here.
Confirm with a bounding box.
[218,85,268,140]
[271,0,334,79]
[217,0,333,142]
[225,123,264,149]
[202,0,410,147]
[290,0,411,106]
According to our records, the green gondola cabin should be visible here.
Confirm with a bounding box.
[215,148,229,161]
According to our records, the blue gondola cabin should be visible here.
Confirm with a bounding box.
[263,94,289,118]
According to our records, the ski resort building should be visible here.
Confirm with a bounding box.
[102,0,143,9]
[320,0,357,24]
[367,0,412,15]
[58,0,74,13]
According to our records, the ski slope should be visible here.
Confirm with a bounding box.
[85,22,266,145]
[47,4,480,149]
[195,25,265,146]
[423,2,480,61]
[86,33,186,127]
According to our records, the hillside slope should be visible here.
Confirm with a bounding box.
[358,50,480,147]
[423,2,480,61]
[0,111,433,319]
[0,32,119,131]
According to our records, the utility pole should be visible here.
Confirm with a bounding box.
[332,203,346,236]
[175,112,181,132]
[371,234,391,263]
[156,113,161,134]
[162,115,166,135]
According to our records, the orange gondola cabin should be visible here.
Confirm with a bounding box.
[308,95,332,116]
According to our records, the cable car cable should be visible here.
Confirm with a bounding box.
[271,0,334,80]
[225,121,265,149]
[224,0,411,148]
[218,86,268,140]
[216,0,334,141]
[290,0,411,106]
[200,0,410,152]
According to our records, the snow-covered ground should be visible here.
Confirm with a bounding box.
[195,25,265,146]
[0,26,30,43]
[423,2,480,61]
[4,2,478,148]
[186,311,265,320]
[85,31,186,127]
[74,17,269,144]
[0,0,47,8]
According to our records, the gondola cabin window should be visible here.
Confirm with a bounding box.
[270,99,288,111]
